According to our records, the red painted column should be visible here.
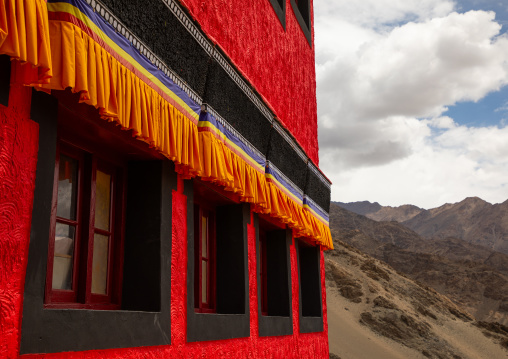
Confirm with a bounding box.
[0,66,39,359]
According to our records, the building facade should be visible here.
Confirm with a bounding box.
[0,0,332,357]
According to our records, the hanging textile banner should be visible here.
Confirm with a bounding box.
[198,111,266,173]
[44,0,200,122]
[265,162,303,206]
[303,196,329,227]
[0,0,52,84]
[0,0,333,249]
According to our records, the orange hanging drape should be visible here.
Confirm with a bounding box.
[0,0,52,84]
[0,1,333,249]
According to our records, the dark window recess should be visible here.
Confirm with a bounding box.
[297,239,323,333]
[122,161,171,312]
[268,0,286,30]
[0,54,10,106]
[290,0,312,46]
[21,89,174,354]
[187,180,250,342]
[44,142,124,309]
[256,215,293,337]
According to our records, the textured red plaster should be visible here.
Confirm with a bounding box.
[179,0,320,165]
[0,82,38,359]
[15,175,328,358]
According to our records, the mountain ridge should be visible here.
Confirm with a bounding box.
[335,197,508,254]
[329,202,508,325]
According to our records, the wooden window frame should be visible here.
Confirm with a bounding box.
[44,140,125,310]
[194,201,216,313]
[259,228,268,316]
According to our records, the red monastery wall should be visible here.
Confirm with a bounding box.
[179,0,319,165]
[0,93,328,358]
[0,82,38,358]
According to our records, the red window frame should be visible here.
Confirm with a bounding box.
[259,228,268,316]
[44,140,125,309]
[194,201,216,313]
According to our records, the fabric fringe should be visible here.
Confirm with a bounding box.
[1,10,333,249]
[0,0,52,84]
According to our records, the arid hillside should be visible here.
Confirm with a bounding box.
[326,238,508,359]
[329,203,508,325]
[403,197,508,254]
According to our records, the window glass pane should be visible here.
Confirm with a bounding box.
[201,215,207,257]
[52,223,75,290]
[202,260,207,304]
[95,170,111,231]
[57,155,78,220]
[91,233,109,295]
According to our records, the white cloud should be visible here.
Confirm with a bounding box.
[315,0,456,29]
[315,1,508,208]
[328,121,508,208]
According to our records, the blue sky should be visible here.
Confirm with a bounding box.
[315,0,508,209]
[447,0,508,127]
[459,0,508,30]
[445,88,508,127]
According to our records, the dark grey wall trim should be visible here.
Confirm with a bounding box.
[203,59,272,155]
[290,0,312,47]
[0,55,10,107]
[296,240,323,333]
[255,215,293,337]
[95,0,329,213]
[21,90,176,354]
[306,169,331,213]
[268,128,308,191]
[269,0,286,30]
[186,180,250,342]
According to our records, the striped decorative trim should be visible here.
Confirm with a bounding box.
[303,196,329,226]
[89,0,330,194]
[265,161,304,205]
[85,0,203,106]
[211,50,274,123]
[82,0,330,218]
[162,0,215,56]
[160,0,274,124]
[199,105,266,172]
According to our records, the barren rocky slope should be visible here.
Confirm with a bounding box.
[329,203,508,325]
[326,238,508,359]
[403,197,508,254]
[337,197,508,254]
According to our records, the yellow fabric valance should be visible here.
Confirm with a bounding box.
[0,2,333,249]
[0,0,52,84]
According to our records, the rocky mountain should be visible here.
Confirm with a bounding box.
[402,197,508,254]
[329,203,508,325]
[335,201,423,222]
[326,237,508,359]
[336,197,508,254]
